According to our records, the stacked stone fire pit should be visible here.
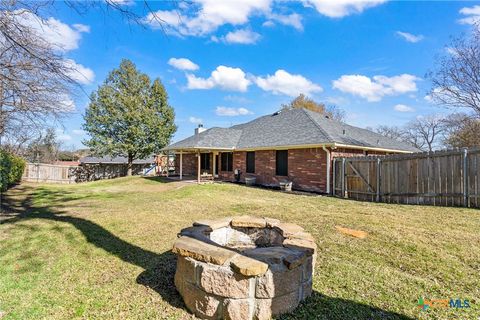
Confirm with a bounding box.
[172,216,316,320]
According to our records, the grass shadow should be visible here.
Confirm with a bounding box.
[1,184,414,319]
[0,185,187,312]
[279,291,414,319]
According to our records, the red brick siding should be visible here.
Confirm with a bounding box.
[219,149,327,193]
[174,153,214,176]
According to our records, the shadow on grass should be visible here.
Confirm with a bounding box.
[142,176,179,183]
[280,291,414,320]
[1,185,414,319]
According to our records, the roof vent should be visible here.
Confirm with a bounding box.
[272,111,281,116]
[325,115,330,119]
[342,129,346,135]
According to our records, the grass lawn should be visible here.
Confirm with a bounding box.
[0,176,479,319]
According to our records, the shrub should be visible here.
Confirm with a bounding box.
[0,150,26,191]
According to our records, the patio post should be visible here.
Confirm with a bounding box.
[179,151,183,180]
[166,151,169,177]
[197,151,201,184]
[212,151,216,177]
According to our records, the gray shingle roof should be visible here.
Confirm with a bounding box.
[80,156,155,164]
[164,108,419,152]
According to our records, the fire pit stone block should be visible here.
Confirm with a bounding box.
[172,216,316,320]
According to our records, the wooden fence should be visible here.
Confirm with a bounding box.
[333,148,480,208]
[22,163,157,184]
[22,163,78,184]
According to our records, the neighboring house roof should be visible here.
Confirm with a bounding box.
[80,156,155,164]
[164,108,419,153]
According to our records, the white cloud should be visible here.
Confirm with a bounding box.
[445,47,459,56]
[262,20,275,27]
[144,0,381,38]
[189,116,203,124]
[332,74,419,102]
[73,24,90,33]
[396,31,424,43]
[72,129,86,135]
[168,58,199,71]
[255,69,323,97]
[393,104,415,112]
[14,10,89,52]
[64,59,95,85]
[302,0,386,18]
[108,0,136,5]
[59,96,76,112]
[458,5,480,25]
[223,29,261,44]
[186,66,251,92]
[145,0,271,36]
[215,107,253,116]
[267,13,303,30]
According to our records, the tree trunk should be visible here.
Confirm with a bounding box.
[127,153,133,176]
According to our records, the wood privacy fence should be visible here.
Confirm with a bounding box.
[22,163,77,184]
[333,148,480,208]
[22,163,156,184]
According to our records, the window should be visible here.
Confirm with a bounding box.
[200,153,210,170]
[276,150,288,176]
[221,152,233,172]
[246,151,255,173]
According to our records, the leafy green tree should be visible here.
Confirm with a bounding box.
[83,59,176,176]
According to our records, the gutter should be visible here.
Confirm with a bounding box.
[322,146,331,194]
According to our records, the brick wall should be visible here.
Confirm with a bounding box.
[174,153,214,176]
[219,148,328,193]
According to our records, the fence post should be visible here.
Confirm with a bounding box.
[332,158,336,196]
[341,158,346,198]
[376,158,381,202]
[463,148,469,207]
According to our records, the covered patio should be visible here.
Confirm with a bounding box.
[170,148,232,184]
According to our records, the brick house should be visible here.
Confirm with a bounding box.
[163,108,417,193]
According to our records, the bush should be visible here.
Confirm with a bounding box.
[0,150,26,191]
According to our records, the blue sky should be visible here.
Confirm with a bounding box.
[39,0,480,148]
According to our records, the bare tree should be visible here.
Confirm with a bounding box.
[373,115,447,152]
[403,115,447,152]
[443,113,480,148]
[0,1,172,152]
[427,24,480,116]
[374,125,405,141]
[282,94,346,122]
[0,2,79,150]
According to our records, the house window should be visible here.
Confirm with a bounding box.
[221,152,233,172]
[200,153,210,170]
[276,150,288,176]
[246,151,255,173]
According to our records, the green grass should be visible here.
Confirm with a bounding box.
[0,176,479,319]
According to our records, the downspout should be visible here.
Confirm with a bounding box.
[322,146,331,194]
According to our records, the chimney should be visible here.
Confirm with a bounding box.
[195,124,206,135]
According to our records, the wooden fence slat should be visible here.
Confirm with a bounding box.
[334,148,479,208]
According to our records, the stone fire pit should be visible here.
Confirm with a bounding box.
[172,216,316,320]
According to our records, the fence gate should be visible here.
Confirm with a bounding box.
[333,158,379,202]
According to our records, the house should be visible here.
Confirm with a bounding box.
[163,108,418,193]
